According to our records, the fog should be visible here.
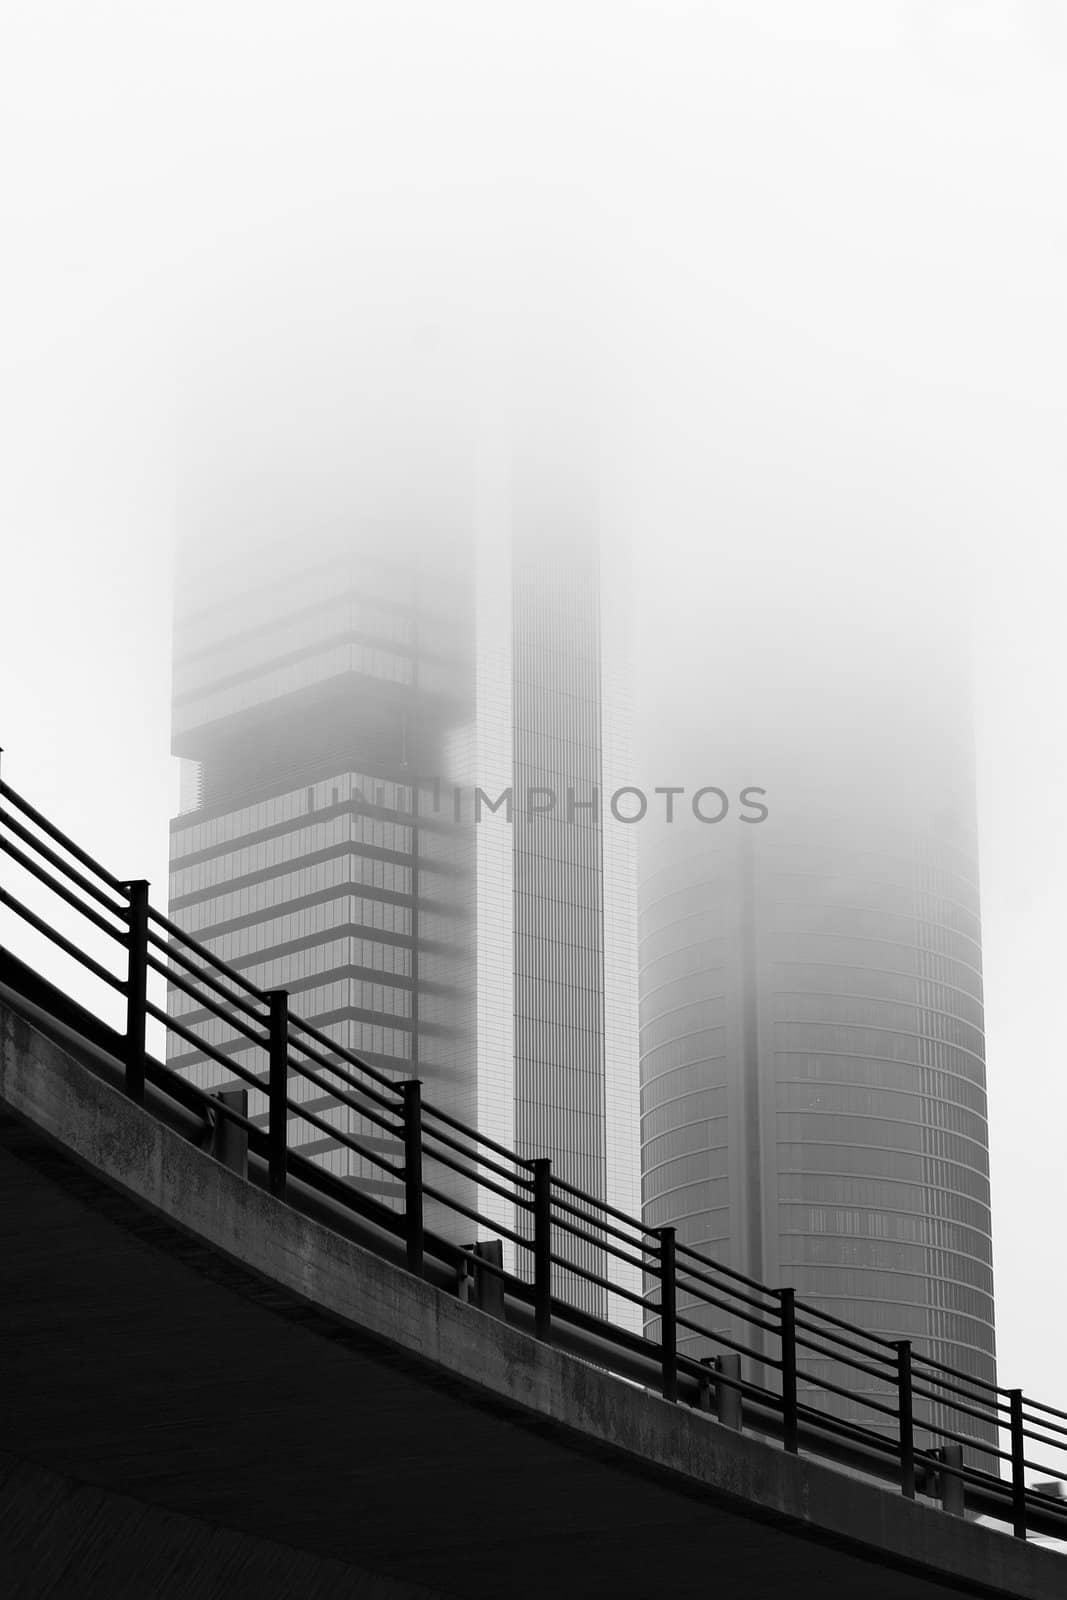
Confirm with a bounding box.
[3,3,1066,1407]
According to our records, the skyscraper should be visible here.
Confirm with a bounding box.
[166,432,641,1326]
[637,571,997,1449]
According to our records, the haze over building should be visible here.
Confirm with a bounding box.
[166,406,641,1326]
[636,535,998,1451]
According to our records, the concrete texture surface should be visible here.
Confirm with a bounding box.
[1,994,1063,1599]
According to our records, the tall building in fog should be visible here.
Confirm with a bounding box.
[638,588,997,1448]
[166,437,641,1324]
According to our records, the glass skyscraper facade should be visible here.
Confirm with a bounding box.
[167,442,641,1327]
[638,626,998,1452]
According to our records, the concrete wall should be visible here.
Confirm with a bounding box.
[1,992,1063,1600]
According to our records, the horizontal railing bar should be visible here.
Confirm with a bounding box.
[1023,1480,1067,1510]
[148,928,268,1025]
[1,837,129,943]
[552,1171,662,1237]
[1022,1394,1067,1421]
[909,1453,1025,1502]
[1,813,128,919]
[0,779,125,893]
[793,1402,904,1461]
[908,1358,1012,1414]
[895,1363,1011,1414]
[674,1277,783,1339]
[672,1312,777,1370]
[147,954,270,1047]
[0,888,127,994]
[276,1048,404,1137]
[420,1183,530,1249]
[147,906,268,1002]
[793,1331,899,1387]
[793,1317,899,1374]
[201,1096,261,1139]
[908,1343,1013,1397]
[219,1064,401,1163]
[1021,1410,1067,1439]
[909,1381,1006,1436]
[418,1119,534,1192]
[276,1147,414,1258]
[549,1190,656,1253]
[282,1033,402,1115]
[901,1407,1010,1464]
[674,1238,782,1298]
[1021,1427,1067,1456]
[786,1295,898,1351]
[545,1253,648,1311]
[281,1096,405,1180]
[421,1099,539,1166]
[454,1244,511,1281]
[795,1371,901,1422]
[285,1008,396,1089]
[672,1256,783,1320]
[547,1209,652,1277]
[145,1001,269,1084]
[421,1138,531,1211]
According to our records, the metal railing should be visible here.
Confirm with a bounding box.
[1,769,1065,1546]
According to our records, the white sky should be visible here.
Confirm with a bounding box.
[2,2,1065,1417]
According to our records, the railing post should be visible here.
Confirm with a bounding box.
[533,1157,552,1342]
[124,879,149,1105]
[1009,1388,1027,1539]
[894,1340,915,1498]
[210,1087,248,1178]
[717,1353,743,1430]
[267,989,289,1199]
[702,1353,743,1430]
[779,1287,799,1453]
[402,1079,424,1276]
[940,1443,965,1517]
[659,1226,678,1402]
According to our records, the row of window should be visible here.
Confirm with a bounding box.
[173,643,416,737]
[771,901,981,955]
[778,1082,988,1143]
[779,1205,993,1258]
[170,977,414,1043]
[640,1086,727,1140]
[638,967,985,1037]
[642,1121,729,1175]
[643,1154,730,1201]
[170,817,415,899]
[775,964,984,1025]
[171,772,418,858]
[641,1000,727,1054]
[173,858,414,928]
[789,1268,994,1325]
[639,913,732,967]
[640,1039,729,1104]
[781,1237,994,1295]
[174,598,422,698]
[774,995,985,1057]
[778,1173,991,1225]
[770,936,982,992]
[780,1158,990,1208]
[204,919,412,977]
[773,1024,983,1071]
[777,1054,989,1113]
[171,1013,415,1076]
[640,943,730,998]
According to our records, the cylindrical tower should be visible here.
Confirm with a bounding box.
[637,554,997,1455]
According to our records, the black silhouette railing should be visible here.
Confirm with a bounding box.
[1,770,1066,1546]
